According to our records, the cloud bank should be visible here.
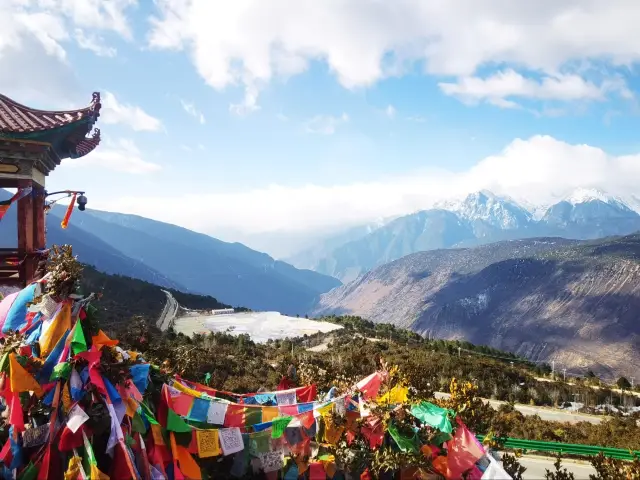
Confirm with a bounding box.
[94,135,640,236]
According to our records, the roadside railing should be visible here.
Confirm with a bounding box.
[476,435,640,461]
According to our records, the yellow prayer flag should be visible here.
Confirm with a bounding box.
[323,420,344,445]
[316,403,333,417]
[61,382,72,413]
[39,303,71,358]
[89,464,110,480]
[9,353,42,397]
[172,380,203,399]
[377,385,409,405]
[64,456,82,480]
[125,397,138,418]
[196,429,221,458]
[261,406,280,422]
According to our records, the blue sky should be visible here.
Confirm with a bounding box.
[2,1,640,256]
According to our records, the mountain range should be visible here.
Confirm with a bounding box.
[288,188,640,282]
[313,234,640,379]
[0,190,340,314]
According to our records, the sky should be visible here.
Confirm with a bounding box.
[2,0,640,257]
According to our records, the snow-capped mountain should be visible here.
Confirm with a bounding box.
[442,190,532,230]
[542,188,640,239]
[293,187,640,282]
[562,188,632,210]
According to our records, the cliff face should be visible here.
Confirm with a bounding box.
[313,235,640,379]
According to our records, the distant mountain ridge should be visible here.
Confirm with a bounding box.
[0,190,340,314]
[313,234,640,379]
[290,188,640,282]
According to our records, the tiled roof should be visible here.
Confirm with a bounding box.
[0,92,101,134]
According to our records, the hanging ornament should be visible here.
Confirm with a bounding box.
[60,193,77,229]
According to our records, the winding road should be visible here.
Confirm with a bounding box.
[157,289,179,331]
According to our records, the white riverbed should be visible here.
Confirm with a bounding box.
[171,311,342,342]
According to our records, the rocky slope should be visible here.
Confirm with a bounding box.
[313,235,640,379]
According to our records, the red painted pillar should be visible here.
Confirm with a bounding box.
[17,180,35,285]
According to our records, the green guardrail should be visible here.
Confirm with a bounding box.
[476,435,640,461]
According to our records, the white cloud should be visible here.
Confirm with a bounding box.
[148,0,640,108]
[61,138,162,174]
[0,0,134,100]
[101,91,163,132]
[229,84,260,116]
[305,113,349,135]
[385,105,396,119]
[74,28,116,57]
[180,99,205,124]
[439,70,631,108]
[96,135,640,236]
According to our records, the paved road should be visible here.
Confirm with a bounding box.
[434,392,604,424]
[157,289,179,331]
[518,455,595,479]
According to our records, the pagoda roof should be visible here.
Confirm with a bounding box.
[0,92,102,162]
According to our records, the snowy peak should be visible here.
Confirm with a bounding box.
[562,188,631,211]
[448,190,532,230]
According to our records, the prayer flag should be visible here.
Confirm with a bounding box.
[70,321,87,355]
[9,353,42,396]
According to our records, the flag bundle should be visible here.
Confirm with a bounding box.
[0,276,504,480]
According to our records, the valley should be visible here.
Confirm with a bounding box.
[314,234,640,380]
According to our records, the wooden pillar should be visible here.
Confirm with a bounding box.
[17,180,35,285]
[33,188,46,250]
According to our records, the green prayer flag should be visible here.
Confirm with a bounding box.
[166,408,192,433]
[271,416,292,439]
[204,372,212,386]
[249,431,271,456]
[132,412,147,434]
[50,362,72,381]
[244,408,262,426]
[388,422,419,453]
[0,354,8,374]
[17,462,38,480]
[140,402,159,425]
[432,431,453,446]
[410,401,453,434]
[71,321,88,355]
[125,434,136,448]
